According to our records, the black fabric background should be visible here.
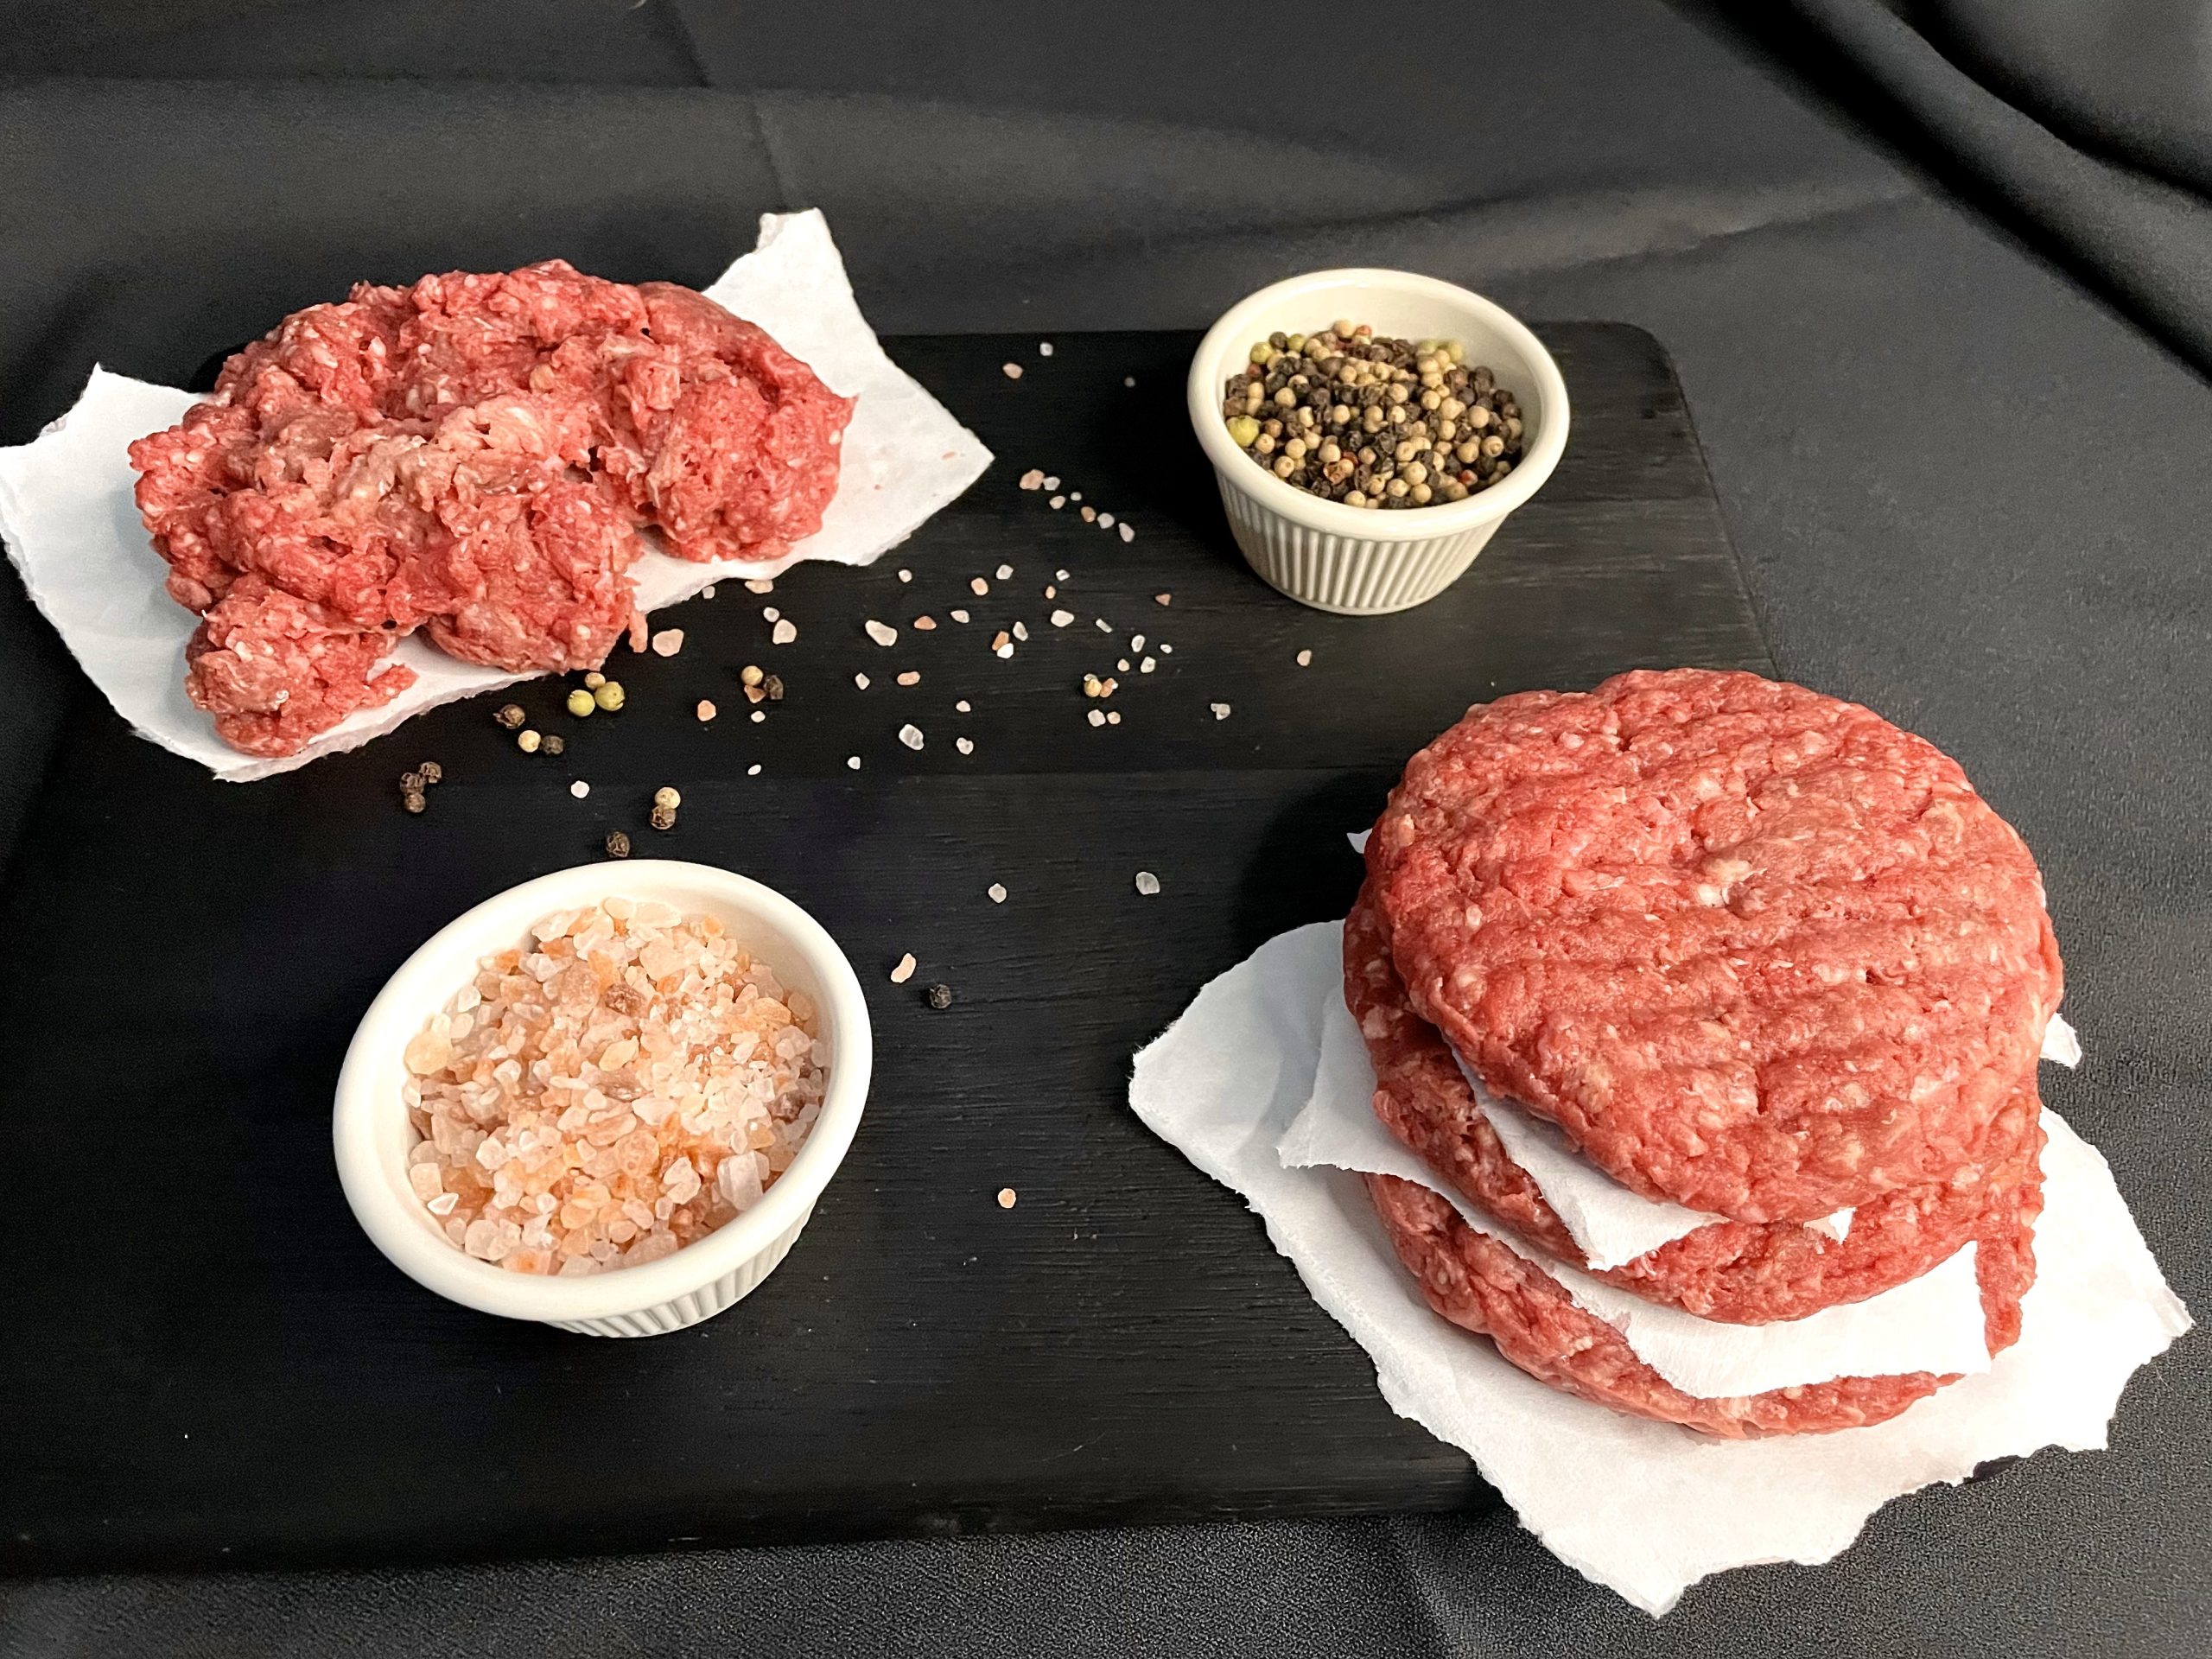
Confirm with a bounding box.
[1,3,2206,1654]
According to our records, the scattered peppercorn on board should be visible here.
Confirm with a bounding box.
[0,325,1770,1573]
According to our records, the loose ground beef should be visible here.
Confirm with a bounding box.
[130,260,853,757]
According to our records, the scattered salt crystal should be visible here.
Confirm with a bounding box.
[1049,496,1066,510]
[1056,569,1071,581]
[1106,711,1122,725]
[1117,658,1130,671]
[915,615,938,631]
[1123,376,1135,388]
[988,883,1007,904]
[955,699,972,713]
[1097,513,1115,529]
[1018,468,1045,490]
[745,579,774,594]
[1051,610,1075,628]
[1135,871,1161,896]
[996,563,1014,580]
[1211,702,1230,720]
[956,737,974,755]
[1070,493,1082,502]
[1080,506,1096,523]
[747,764,762,776]
[1038,341,1053,357]
[751,710,766,723]
[952,609,971,624]
[970,576,989,595]
[570,780,590,799]
[899,569,912,582]
[1296,649,1313,667]
[847,755,861,770]
[696,700,717,721]
[651,628,684,657]
[855,672,871,690]
[763,607,780,622]
[1160,643,1173,654]
[890,953,917,984]
[1001,362,1023,379]
[772,619,798,645]
[1087,709,1106,728]
[1118,524,1135,543]
[998,1187,1018,1208]
[899,723,925,751]
[1141,657,1157,673]
[1130,634,1146,652]
[865,620,898,646]
[1154,593,1172,606]
[1013,621,1029,642]
[702,585,717,599]
[897,671,921,686]
[1094,619,1111,632]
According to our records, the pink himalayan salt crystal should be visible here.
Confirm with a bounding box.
[400,896,830,1275]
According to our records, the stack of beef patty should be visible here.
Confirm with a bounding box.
[1351,669,2064,1437]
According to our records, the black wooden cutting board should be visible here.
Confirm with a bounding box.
[0,325,1770,1573]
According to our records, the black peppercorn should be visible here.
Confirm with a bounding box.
[925,983,955,1010]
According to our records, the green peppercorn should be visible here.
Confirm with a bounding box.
[593,681,626,712]
[566,689,596,717]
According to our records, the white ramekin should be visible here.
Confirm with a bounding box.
[1187,269,1570,614]
[334,860,873,1338]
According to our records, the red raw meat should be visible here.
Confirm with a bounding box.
[129,260,854,756]
[1369,669,2063,1223]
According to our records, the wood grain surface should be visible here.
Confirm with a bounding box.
[0,326,1770,1573]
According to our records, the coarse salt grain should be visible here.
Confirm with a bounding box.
[745,579,774,594]
[996,563,1014,580]
[696,700,717,721]
[955,699,972,713]
[1050,496,1066,510]
[1002,363,1023,379]
[1211,702,1231,720]
[1087,709,1106,728]
[1154,593,1172,606]
[1097,513,1115,529]
[1123,376,1135,388]
[747,764,762,776]
[1118,524,1135,543]
[763,607,780,622]
[570,780,590,798]
[988,883,1007,904]
[1019,468,1045,490]
[951,609,971,624]
[865,620,898,646]
[403,898,828,1275]
[1052,610,1075,627]
[971,577,989,596]
[1130,634,1145,652]
[1296,649,1313,667]
[899,723,925,750]
[772,619,798,645]
[956,737,975,755]
[651,628,684,657]
[1094,618,1112,632]
[1135,871,1161,896]
[897,671,921,686]
[998,1187,1018,1208]
[1141,657,1156,673]
[1013,621,1029,642]
[702,585,717,599]
[1038,341,1053,357]
[751,710,766,723]
[847,755,861,770]
[1056,569,1071,581]
[1080,506,1096,523]
[899,569,912,582]
[1044,478,1060,491]
[855,672,871,690]
[1106,711,1121,724]
[915,615,938,631]
[891,952,917,983]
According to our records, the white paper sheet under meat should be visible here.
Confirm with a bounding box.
[0,210,991,781]
[1128,920,2190,1615]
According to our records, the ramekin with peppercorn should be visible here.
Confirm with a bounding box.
[1186,270,1568,614]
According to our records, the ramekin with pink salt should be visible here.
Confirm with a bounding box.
[336,861,872,1336]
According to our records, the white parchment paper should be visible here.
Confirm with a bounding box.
[0,210,991,781]
[1128,921,2190,1614]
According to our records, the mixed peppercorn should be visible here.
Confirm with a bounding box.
[1222,321,1525,508]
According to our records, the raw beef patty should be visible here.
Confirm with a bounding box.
[1370,669,2062,1223]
